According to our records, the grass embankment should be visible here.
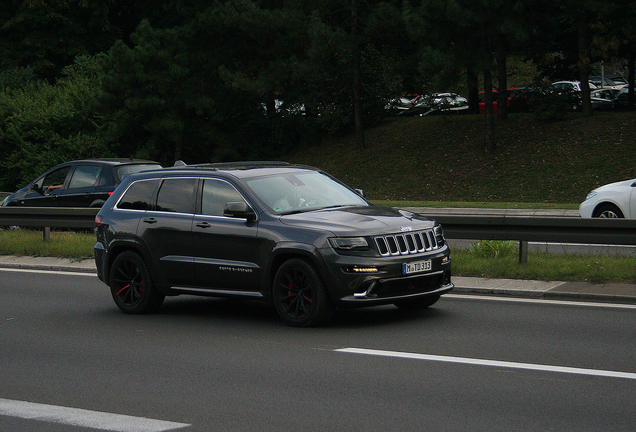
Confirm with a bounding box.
[454,241,636,284]
[287,111,636,204]
[0,230,94,260]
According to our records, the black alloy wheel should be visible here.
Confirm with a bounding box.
[272,259,333,327]
[109,251,164,314]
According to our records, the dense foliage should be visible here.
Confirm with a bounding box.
[0,0,635,191]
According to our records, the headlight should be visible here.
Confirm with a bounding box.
[329,237,369,251]
[434,225,446,246]
[585,191,597,201]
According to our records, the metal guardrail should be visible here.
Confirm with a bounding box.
[2,207,636,261]
[0,207,99,241]
[417,213,636,262]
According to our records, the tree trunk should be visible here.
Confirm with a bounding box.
[482,20,495,153]
[484,66,495,153]
[628,50,635,110]
[467,67,479,114]
[351,0,365,150]
[496,40,508,120]
[577,13,593,117]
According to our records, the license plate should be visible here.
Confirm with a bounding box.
[403,259,432,275]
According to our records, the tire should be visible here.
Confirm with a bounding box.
[272,259,334,327]
[394,295,441,311]
[109,251,164,314]
[594,204,624,218]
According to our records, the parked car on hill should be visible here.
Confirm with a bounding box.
[1,159,162,207]
[588,76,627,91]
[552,81,598,92]
[478,88,529,113]
[590,88,617,111]
[398,92,469,116]
[93,162,454,326]
[613,87,634,110]
[551,81,599,111]
[579,178,636,218]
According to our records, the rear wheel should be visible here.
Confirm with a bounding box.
[594,204,623,218]
[272,259,333,326]
[394,295,440,311]
[109,251,164,314]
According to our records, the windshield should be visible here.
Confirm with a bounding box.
[246,171,368,214]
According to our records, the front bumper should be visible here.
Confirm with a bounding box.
[320,245,453,306]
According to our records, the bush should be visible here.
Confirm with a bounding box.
[469,240,518,258]
[525,86,572,121]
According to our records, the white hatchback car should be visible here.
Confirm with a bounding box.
[579,179,636,218]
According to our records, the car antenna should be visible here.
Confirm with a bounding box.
[173,160,187,167]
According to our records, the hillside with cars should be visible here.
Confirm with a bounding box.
[286,111,636,205]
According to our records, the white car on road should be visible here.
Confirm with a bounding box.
[579,179,636,218]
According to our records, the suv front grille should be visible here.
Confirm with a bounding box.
[374,229,441,257]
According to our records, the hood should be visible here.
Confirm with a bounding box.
[279,205,436,236]
[595,179,636,192]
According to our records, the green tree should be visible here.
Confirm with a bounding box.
[0,55,110,190]
[0,0,123,81]
[404,0,526,152]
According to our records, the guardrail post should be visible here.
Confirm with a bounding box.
[519,240,528,264]
[43,227,51,242]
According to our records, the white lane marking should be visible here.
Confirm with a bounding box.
[336,348,636,381]
[0,268,96,277]
[448,293,636,309]
[0,398,190,432]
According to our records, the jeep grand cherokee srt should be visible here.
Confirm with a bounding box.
[94,162,453,326]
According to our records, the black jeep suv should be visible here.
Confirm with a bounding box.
[94,162,453,326]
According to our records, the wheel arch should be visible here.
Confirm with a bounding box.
[592,201,625,218]
[266,244,331,301]
[103,240,162,289]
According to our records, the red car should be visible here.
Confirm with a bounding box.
[479,88,527,113]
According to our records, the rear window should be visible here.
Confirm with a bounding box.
[155,178,196,214]
[68,165,102,188]
[117,179,160,210]
[114,164,162,182]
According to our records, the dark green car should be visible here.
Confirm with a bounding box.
[2,159,161,208]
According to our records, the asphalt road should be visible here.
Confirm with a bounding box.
[1,268,635,432]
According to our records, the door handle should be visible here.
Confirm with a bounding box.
[142,218,157,224]
[195,221,211,228]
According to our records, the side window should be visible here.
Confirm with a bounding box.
[201,179,245,216]
[35,167,71,192]
[156,178,196,213]
[68,165,102,189]
[118,179,159,210]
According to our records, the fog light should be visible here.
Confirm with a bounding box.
[344,266,379,273]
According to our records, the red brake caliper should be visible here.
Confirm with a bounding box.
[116,284,130,296]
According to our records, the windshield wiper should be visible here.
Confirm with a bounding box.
[279,204,360,216]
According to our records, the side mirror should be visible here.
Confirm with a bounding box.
[31,184,44,195]
[354,188,365,198]
[224,202,256,221]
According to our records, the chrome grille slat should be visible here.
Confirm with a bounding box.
[374,229,441,257]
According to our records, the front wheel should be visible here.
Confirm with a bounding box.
[109,251,164,314]
[594,204,624,218]
[272,259,334,326]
